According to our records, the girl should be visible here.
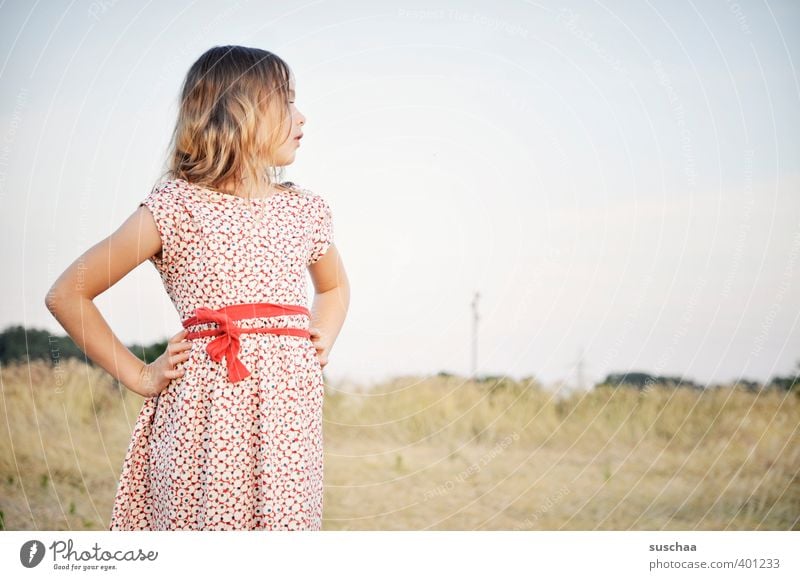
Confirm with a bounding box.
[44,45,350,530]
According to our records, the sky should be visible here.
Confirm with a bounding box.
[1,0,799,392]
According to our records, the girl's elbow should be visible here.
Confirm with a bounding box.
[44,284,64,314]
[44,281,81,314]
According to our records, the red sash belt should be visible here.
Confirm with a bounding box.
[182,302,311,383]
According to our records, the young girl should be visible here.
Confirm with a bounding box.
[44,45,350,531]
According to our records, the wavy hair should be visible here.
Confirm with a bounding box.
[158,45,295,199]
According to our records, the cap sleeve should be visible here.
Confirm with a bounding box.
[307,193,334,265]
[139,180,182,267]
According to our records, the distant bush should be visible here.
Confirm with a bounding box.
[598,371,702,390]
[0,325,165,366]
[768,374,800,394]
[597,369,799,395]
[0,325,84,365]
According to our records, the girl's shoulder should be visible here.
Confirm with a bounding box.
[146,177,189,200]
[279,181,329,207]
[140,177,184,209]
[279,180,314,197]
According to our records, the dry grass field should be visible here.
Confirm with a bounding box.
[1,359,798,530]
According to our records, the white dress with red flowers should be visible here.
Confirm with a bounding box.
[109,177,333,530]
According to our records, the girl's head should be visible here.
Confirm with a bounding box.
[165,45,305,197]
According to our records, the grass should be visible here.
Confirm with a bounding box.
[1,360,797,530]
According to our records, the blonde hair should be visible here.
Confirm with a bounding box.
[158,45,295,199]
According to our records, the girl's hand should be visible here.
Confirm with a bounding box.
[136,329,192,397]
[309,326,330,368]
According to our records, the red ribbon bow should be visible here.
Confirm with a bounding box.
[193,306,252,383]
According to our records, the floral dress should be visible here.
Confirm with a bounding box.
[109,177,333,530]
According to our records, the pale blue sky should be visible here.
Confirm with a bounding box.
[1,0,799,391]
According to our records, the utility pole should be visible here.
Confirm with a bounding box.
[471,292,480,378]
[577,346,584,391]
[571,346,588,391]
[559,347,591,395]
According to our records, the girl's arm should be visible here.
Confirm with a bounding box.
[44,205,179,395]
[308,244,350,367]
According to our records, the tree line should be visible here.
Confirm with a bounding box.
[3,325,798,393]
[0,325,166,367]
